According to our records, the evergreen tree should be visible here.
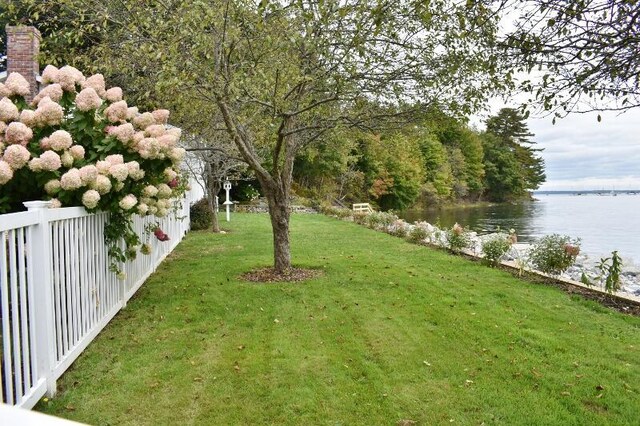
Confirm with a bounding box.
[485,108,546,194]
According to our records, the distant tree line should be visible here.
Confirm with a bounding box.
[294,107,545,210]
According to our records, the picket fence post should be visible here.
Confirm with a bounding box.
[23,201,57,397]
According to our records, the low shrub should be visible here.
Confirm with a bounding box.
[481,234,511,266]
[387,219,408,237]
[407,224,429,244]
[528,234,580,276]
[445,223,470,252]
[319,204,351,219]
[353,212,368,225]
[190,198,212,230]
[366,211,397,230]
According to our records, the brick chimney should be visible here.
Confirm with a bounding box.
[6,25,41,101]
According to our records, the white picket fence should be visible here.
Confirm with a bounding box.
[0,192,195,409]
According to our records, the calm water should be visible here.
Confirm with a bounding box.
[399,194,640,263]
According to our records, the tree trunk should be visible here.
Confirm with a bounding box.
[207,179,221,233]
[261,181,291,274]
[210,195,220,233]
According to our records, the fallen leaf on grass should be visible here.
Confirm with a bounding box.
[423,361,431,366]
[237,345,245,350]
[397,420,416,426]
[561,391,571,396]
[193,377,203,382]
[65,405,76,411]
[595,385,604,391]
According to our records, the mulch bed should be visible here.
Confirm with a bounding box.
[240,267,323,283]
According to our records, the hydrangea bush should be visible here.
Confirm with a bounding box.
[0,67,187,276]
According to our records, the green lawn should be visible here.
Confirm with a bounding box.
[37,213,640,425]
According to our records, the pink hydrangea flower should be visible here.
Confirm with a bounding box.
[164,167,178,182]
[79,165,98,184]
[105,154,124,165]
[19,109,37,127]
[34,97,64,126]
[166,127,182,139]
[111,123,135,144]
[104,100,128,123]
[126,161,140,174]
[5,122,33,145]
[69,145,85,160]
[130,169,145,180]
[49,130,73,151]
[56,65,85,92]
[28,157,43,172]
[40,137,52,150]
[168,147,186,163]
[126,107,139,120]
[41,65,59,85]
[60,151,74,168]
[32,83,64,105]
[157,133,178,149]
[92,175,112,195]
[0,97,20,122]
[82,189,101,209]
[145,124,165,138]
[143,185,158,197]
[137,138,160,159]
[44,179,61,195]
[60,168,83,190]
[137,203,149,215]
[105,87,123,103]
[0,83,10,98]
[152,109,170,124]
[39,150,62,171]
[75,87,103,111]
[156,183,172,198]
[119,194,137,210]
[81,74,106,97]
[109,163,129,182]
[49,198,62,208]
[96,160,111,174]
[4,73,30,97]
[3,144,31,169]
[0,160,13,184]
[133,112,155,129]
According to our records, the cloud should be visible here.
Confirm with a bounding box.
[529,110,640,190]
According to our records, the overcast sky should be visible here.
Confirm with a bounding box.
[528,110,640,191]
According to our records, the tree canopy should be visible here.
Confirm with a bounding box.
[503,0,640,116]
[5,0,510,272]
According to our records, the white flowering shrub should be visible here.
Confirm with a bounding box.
[0,66,187,275]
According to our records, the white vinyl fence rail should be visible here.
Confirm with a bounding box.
[1,192,195,409]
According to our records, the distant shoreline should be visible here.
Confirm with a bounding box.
[534,190,640,195]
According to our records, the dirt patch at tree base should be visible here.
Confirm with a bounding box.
[240,267,323,283]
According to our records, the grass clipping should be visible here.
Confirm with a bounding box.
[240,267,322,283]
